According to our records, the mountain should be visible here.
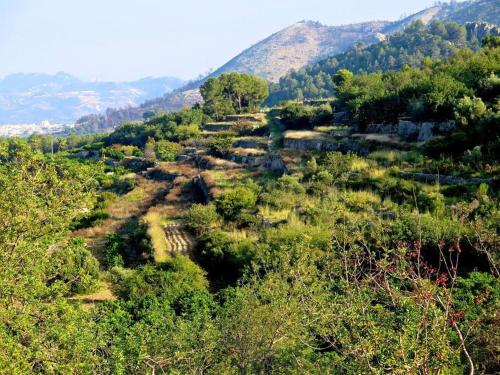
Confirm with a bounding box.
[0,72,185,124]
[207,21,389,83]
[74,0,500,133]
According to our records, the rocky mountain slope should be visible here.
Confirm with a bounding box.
[74,0,500,134]
[0,72,185,124]
[207,21,389,83]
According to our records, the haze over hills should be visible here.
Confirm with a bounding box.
[33,0,500,134]
[0,72,185,125]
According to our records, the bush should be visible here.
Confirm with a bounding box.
[103,233,125,269]
[195,231,256,279]
[280,103,315,129]
[156,140,182,161]
[50,237,100,295]
[70,209,109,230]
[174,124,200,141]
[208,136,234,156]
[183,204,220,235]
[216,187,257,220]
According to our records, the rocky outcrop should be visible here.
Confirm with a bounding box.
[264,154,288,174]
[417,122,434,142]
[283,136,340,152]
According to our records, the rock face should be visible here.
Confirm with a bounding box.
[417,122,434,142]
[193,175,212,203]
[398,120,419,139]
[264,155,288,174]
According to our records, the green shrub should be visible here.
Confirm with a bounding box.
[208,136,234,156]
[156,140,182,161]
[50,237,100,295]
[216,187,257,220]
[103,233,125,269]
[183,203,220,235]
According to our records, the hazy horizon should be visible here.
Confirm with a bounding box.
[0,0,459,82]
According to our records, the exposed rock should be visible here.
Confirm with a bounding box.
[104,159,120,167]
[192,175,212,203]
[175,155,191,162]
[398,120,419,139]
[264,154,288,174]
[417,122,434,141]
[435,121,456,134]
[365,123,397,134]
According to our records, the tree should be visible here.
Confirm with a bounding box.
[200,73,269,119]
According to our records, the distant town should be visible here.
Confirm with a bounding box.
[0,121,74,137]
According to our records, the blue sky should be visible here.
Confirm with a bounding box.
[0,0,450,81]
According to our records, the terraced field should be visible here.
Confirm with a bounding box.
[164,224,194,255]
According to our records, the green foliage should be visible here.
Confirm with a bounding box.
[216,186,258,220]
[267,20,490,104]
[154,139,181,161]
[182,203,220,235]
[103,233,125,269]
[208,135,234,156]
[50,238,100,295]
[279,102,334,129]
[200,72,269,119]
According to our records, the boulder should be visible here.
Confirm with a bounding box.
[398,120,419,139]
[417,122,434,142]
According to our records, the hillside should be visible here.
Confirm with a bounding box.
[207,20,389,83]
[266,21,500,104]
[0,72,185,124]
[3,41,498,372]
[73,0,500,134]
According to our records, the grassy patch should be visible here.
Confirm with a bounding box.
[144,210,169,263]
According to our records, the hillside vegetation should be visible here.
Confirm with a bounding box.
[0,36,499,373]
[267,20,500,104]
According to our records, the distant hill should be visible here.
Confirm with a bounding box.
[0,72,185,124]
[74,0,500,133]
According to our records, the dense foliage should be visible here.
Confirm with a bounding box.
[0,37,499,375]
[267,20,499,104]
[200,72,269,120]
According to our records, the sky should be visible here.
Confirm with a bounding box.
[0,0,450,82]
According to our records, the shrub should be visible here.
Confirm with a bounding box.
[195,231,256,279]
[156,140,182,161]
[174,124,200,141]
[103,233,125,269]
[209,136,234,156]
[50,237,100,295]
[216,187,257,220]
[183,204,220,235]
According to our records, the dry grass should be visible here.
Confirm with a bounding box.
[144,210,169,263]
[229,148,267,156]
[284,130,330,140]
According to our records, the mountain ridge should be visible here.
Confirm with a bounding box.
[0,72,185,124]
